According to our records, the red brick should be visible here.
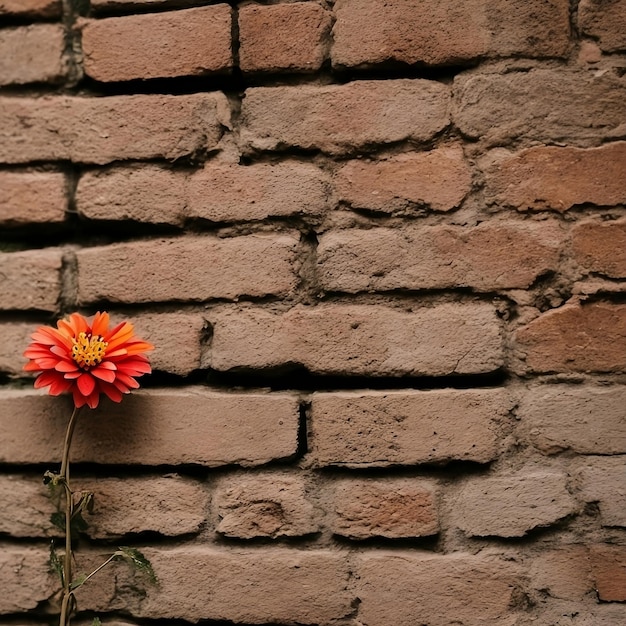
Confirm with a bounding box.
[0,474,207,539]
[241,79,449,154]
[119,548,353,624]
[0,546,52,613]
[452,470,576,537]
[517,385,626,455]
[530,546,593,601]
[309,388,511,467]
[332,0,569,68]
[335,146,471,213]
[76,165,185,225]
[454,69,626,146]
[208,303,503,376]
[572,218,626,278]
[187,161,329,222]
[331,478,439,538]
[590,545,626,601]
[317,221,562,292]
[0,171,66,226]
[0,248,63,312]
[214,472,320,538]
[356,552,522,626]
[579,0,626,52]
[0,322,34,375]
[514,302,626,374]
[0,25,67,86]
[239,3,331,73]
[484,143,626,212]
[0,387,299,466]
[76,233,299,304]
[0,93,229,165]
[81,5,233,82]
[0,0,60,17]
[576,457,626,527]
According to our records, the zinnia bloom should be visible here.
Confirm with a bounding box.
[24,312,154,409]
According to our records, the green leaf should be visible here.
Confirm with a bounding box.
[116,547,157,585]
[70,572,87,590]
[91,618,102,626]
[48,541,64,585]
[50,511,65,532]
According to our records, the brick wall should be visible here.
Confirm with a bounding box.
[1,0,626,624]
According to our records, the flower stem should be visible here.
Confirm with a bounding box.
[59,406,81,626]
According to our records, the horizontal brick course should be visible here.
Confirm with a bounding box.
[76,234,299,304]
[208,303,503,376]
[0,0,60,17]
[81,5,233,82]
[0,388,299,466]
[0,93,229,164]
[241,79,450,154]
[0,171,66,225]
[317,221,562,292]
[309,388,511,467]
[572,218,626,279]
[576,457,626,527]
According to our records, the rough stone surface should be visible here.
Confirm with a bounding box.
[0,93,229,164]
[0,25,67,86]
[214,473,320,538]
[0,322,34,375]
[452,470,577,537]
[81,5,233,82]
[331,478,439,538]
[208,303,503,376]
[590,545,626,601]
[241,79,450,154]
[514,302,626,374]
[530,546,594,601]
[453,70,626,146]
[572,218,626,279]
[579,0,626,52]
[239,3,331,73]
[356,552,522,626]
[576,457,626,527]
[483,143,626,211]
[0,171,66,226]
[317,221,562,292]
[335,146,471,213]
[517,385,626,455]
[0,388,299,466]
[309,388,511,467]
[0,248,63,312]
[0,546,52,613]
[76,234,299,304]
[0,0,59,16]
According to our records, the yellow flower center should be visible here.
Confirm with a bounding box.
[71,332,108,370]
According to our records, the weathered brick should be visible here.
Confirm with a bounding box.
[187,161,329,222]
[530,546,593,601]
[514,302,626,374]
[209,303,503,376]
[517,385,626,455]
[214,472,320,538]
[452,470,576,537]
[356,552,522,626]
[0,248,63,312]
[572,218,626,279]
[0,171,66,226]
[483,143,626,212]
[90,0,198,11]
[335,146,471,213]
[239,3,331,73]
[579,0,626,52]
[0,0,59,17]
[331,478,439,538]
[0,474,207,539]
[76,234,299,304]
[241,79,449,154]
[0,322,34,375]
[0,25,67,86]
[590,545,626,601]
[309,388,511,467]
[453,70,626,146]
[76,165,185,225]
[0,546,51,613]
[576,457,626,527]
[81,5,233,82]
[318,221,562,292]
[332,0,569,68]
[118,548,353,624]
[0,93,229,165]
[0,387,299,466]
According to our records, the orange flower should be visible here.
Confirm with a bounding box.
[24,312,154,409]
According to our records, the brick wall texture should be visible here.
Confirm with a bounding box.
[1,0,626,624]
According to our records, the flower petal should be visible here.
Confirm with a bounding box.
[91,311,110,338]
[77,373,96,396]
[91,365,116,383]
